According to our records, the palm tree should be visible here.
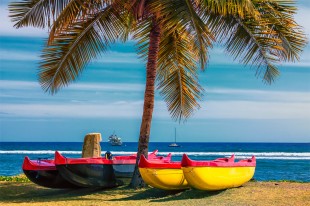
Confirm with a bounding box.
[9,0,307,188]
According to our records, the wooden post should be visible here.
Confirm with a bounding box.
[82,133,102,158]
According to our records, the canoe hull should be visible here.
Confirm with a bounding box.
[23,169,77,188]
[113,164,135,178]
[139,168,189,190]
[138,155,189,190]
[182,166,255,191]
[22,156,76,188]
[56,164,118,188]
[54,150,169,188]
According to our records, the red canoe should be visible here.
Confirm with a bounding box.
[54,150,171,188]
[22,157,76,188]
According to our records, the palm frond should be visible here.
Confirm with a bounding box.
[253,0,307,62]
[39,6,125,94]
[149,0,215,70]
[48,0,85,45]
[157,26,203,121]
[208,0,307,83]
[48,0,113,45]
[134,17,153,61]
[199,0,259,19]
[221,16,282,83]
[9,0,70,28]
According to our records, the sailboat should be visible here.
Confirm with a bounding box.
[169,128,180,147]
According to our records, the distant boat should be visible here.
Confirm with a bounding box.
[169,128,180,147]
[108,133,122,146]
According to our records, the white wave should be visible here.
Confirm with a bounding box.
[1,150,310,159]
[0,150,82,155]
[234,156,310,160]
[156,152,310,157]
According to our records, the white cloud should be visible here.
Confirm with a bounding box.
[295,7,310,36]
[0,50,40,61]
[69,82,144,92]
[1,80,310,103]
[0,102,144,118]
[0,6,47,37]
[94,51,141,64]
[206,88,310,102]
[1,99,310,120]
[0,80,144,92]
[196,101,310,119]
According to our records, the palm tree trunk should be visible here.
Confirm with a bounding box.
[130,19,161,188]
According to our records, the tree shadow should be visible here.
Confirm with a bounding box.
[1,182,225,204]
[150,189,224,202]
[0,183,113,203]
[110,187,185,201]
[111,187,224,202]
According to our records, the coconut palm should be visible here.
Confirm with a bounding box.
[9,0,307,187]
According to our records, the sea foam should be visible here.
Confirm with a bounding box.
[0,150,309,160]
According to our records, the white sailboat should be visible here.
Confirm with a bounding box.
[169,128,180,147]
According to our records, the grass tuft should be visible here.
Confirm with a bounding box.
[0,174,30,182]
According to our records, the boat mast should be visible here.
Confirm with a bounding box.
[175,127,176,143]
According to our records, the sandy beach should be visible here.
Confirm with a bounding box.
[0,180,309,206]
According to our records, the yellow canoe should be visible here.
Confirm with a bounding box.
[181,154,256,191]
[138,155,189,190]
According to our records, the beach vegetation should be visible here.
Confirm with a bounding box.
[8,0,307,188]
[0,174,30,182]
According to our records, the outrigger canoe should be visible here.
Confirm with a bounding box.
[138,155,189,190]
[22,157,76,188]
[181,154,256,191]
[55,150,167,188]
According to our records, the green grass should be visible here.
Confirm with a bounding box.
[0,174,30,182]
[0,180,309,206]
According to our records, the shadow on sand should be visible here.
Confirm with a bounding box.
[110,187,224,202]
[0,182,224,203]
[0,182,112,203]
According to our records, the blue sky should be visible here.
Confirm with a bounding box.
[0,0,309,142]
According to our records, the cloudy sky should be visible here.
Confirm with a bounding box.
[0,0,309,142]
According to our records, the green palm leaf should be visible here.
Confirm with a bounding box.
[48,0,86,45]
[134,17,152,61]
[9,0,71,28]
[48,0,112,45]
[157,27,203,121]
[223,16,282,83]
[150,0,215,70]
[253,0,307,62]
[40,6,125,94]
[199,0,258,19]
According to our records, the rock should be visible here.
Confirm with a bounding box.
[82,133,102,158]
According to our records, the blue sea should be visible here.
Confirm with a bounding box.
[0,142,309,182]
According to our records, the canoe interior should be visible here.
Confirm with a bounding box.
[23,169,77,188]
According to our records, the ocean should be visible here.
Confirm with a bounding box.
[0,142,309,182]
